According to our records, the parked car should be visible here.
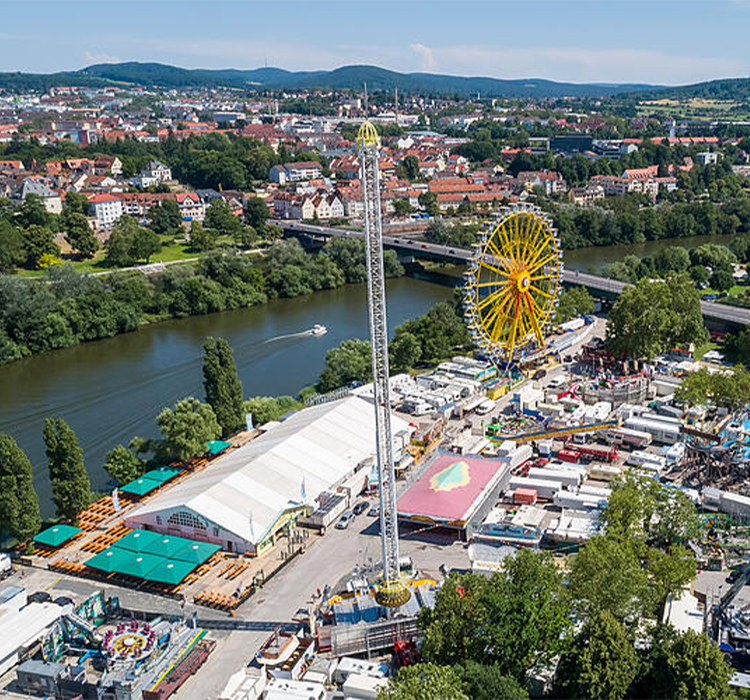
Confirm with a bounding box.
[352,501,368,515]
[533,369,546,380]
[367,505,380,517]
[335,511,355,529]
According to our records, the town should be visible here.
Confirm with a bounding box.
[2,3,750,700]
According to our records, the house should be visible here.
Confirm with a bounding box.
[142,160,172,182]
[269,161,323,184]
[174,192,205,221]
[88,193,123,231]
[696,151,719,166]
[94,156,123,176]
[517,170,567,196]
[330,155,359,180]
[0,160,23,172]
[568,184,605,207]
[19,178,63,214]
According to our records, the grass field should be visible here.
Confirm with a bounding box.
[636,97,748,119]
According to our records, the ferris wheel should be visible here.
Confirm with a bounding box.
[463,204,562,366]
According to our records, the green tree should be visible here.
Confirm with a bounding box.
[457,662,528,700]
[0,219,25,272]
[689,264,710,287]
[188,220,216,252]
[554,611,639,700]
[418,191,439,216]
[378,663,468,700]
[64,213,99,258]
[243,396,301,426]
[390,331,422,371]
[555,286,595,324]
[205,199,241,237]
[676,366,750,412]
[103,444,144,485]
[156,397,221,462]
[392,199,415,217]
[19,193,53,228]
[244,197,269,231]
[202,336,244,437]
[402,154,420,180]
[710,268,735,292]
[62,191,90,216]
[105,216,141,266]
[43,417,92,521]
[148,199,183,236]
[607,273,707,359]
[478,549,572,679]
[21,224,59,268]
[0,434,41,542]
[131,226,161,263]
[317,339,372,392]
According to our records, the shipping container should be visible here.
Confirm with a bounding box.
[513,488,538,505]
[558,449,581,463]
[508,476,559,500]
[526,467,582,488]
[553,491,606,511]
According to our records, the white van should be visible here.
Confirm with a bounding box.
[476,399,496,415]
[547,374,567,389]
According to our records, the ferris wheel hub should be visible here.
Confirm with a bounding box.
[516,273,531,292]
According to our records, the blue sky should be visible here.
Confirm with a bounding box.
[1,1,749,85]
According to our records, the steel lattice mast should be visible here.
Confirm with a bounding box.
[357,122,410,609]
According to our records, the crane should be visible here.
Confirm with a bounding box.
[357,121,410,610]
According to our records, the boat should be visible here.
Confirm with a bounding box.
[311,324,327,336]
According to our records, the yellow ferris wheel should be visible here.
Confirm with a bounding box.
[463,204,562,365]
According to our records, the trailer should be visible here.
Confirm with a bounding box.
[508,477,560,501]
[624,416,680,445]
[604,427,652,448]
[589,464,623,482]
[525,467,582,489]
[558,449,581,463]
[564,441,618,463]
[626,450,667,471]
[553,491,606,512]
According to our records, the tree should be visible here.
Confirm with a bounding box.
[205,199,241,237]
[243,396,301,426]
[402,154,420,180]
[689,264,709,287]
[202,336,244,437]
[62,191,90,216]
[188,220,216,252]
[390,331,422,371]
[478,549,572,679]
[456,662,528,700]
[149,199,183,236]
[555,286,595,324]
[378,663,469,700]
[418,191,439,216]
[0,219,25,272]
[0,434,41,542]
[105,216,141,266]
[157,397,221,462]
[21,224,59,268]
[65,213,98,258]
[676,366,750,412]
[710,268,734,292]
[607,273,707,360]
[317,339,372,392]
[244,197,269,231]
[131,226,161,263]
[554,611,639,700]
[104,444,144,485]
[19,193,53,228]
[43,417,92,521]
[392,199,415,217]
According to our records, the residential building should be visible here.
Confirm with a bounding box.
[88,193,123,230]
[568,184,605,207]
[269,161,323,184]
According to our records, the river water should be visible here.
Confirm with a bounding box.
[0,231,738,515]
[0,274,453,515]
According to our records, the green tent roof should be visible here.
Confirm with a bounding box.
[142,467,182,484]
[172,540,221,565]
[86,546,132,574]
[144,558,196,585]
[142,534,193,558]
[206,439,232,456]
[120,477,162,496]
[118,551,163,579]
[115,529,162,553]
[33,524,80,548]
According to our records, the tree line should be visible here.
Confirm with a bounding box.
[0,239,404,367]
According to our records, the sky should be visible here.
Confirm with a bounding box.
[1,0,749,86]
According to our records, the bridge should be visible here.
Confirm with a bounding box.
[277,220,750,327]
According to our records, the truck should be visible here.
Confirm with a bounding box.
[558,449,581,463]
[526,466,582,489]
[626,450,667,472]
[476,399,496,416]
[624,416,680,445]
[606,427,652,449]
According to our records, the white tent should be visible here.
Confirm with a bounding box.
[127,396,411,552]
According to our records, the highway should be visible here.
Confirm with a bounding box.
[277,220,750,327]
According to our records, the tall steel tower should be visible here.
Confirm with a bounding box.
[357,121,410,609]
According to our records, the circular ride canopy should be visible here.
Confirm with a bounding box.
[464,205,561,365]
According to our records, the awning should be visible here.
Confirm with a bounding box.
[142,467,182,484]
[120,477,162,496]
[86,546,132,574]
[115,529,162,553]
[144,558,196,585]
[206,440,232,456]
[142,534,193,558]
[172,540,221,565]
[33,524,80,548]
[118,551,163,578]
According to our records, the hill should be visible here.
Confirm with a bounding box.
[0,61,658,98]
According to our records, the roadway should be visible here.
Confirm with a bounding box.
[277,220,750,327]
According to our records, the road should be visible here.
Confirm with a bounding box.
[278,220,750,327]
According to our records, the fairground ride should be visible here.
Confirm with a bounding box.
[463,204,562,368]
[358,121,410,610]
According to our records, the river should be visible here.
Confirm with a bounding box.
[0,274,453,515]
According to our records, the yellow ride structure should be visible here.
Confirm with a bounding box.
[463,204,562,366]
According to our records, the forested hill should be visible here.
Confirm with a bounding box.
[625,77,750,102]
[0,61,658,97]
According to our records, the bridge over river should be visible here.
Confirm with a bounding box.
[277,220,750,328]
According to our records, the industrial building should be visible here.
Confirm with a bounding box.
[127,396,411,555]
[397,452,511,538]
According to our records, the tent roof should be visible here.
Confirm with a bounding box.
[118,551,163,578]
[120,477,161,496]
[207,440,232,456]
[33,524,80,548]
[86,546,132,573]
[142,467,182,484]
[144,558,196,585]
[173,540,221,564]
[141,534,193,558]
[115,529,162,552]
[129,396,410,546]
